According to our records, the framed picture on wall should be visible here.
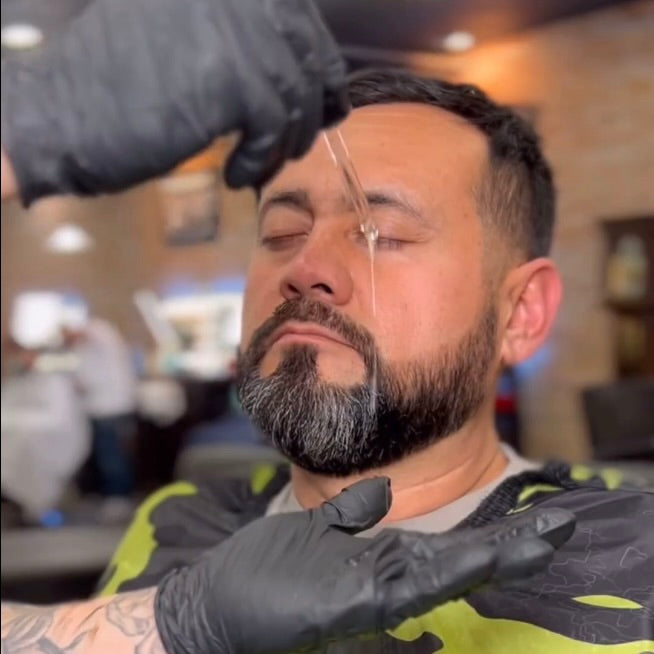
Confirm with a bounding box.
[157,171,220,246]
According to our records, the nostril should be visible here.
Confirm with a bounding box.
[312,283,332,295]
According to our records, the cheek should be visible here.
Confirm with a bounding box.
[241,262,280,348]
[371,264,483,363]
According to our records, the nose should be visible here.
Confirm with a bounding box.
[280,236,354,306]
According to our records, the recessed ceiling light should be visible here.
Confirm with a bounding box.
[1,23,44,50]
[441,31,476,53]
[46,223,94,254]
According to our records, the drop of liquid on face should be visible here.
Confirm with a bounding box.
[361,222,378,318]
[361,222,378,412]
[323,130,379,416]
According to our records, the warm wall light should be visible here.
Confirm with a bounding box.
[45,223,94,254]
[441,31,476,53]
[1,23,44,50]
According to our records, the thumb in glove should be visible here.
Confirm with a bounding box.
[318,477,392,534]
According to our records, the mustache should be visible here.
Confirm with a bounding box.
[240,298,378,372]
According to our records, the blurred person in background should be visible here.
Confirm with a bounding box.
[1,339,90,525]
[60,310,137,515]
[0,0,573,653]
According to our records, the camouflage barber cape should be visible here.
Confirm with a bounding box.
[97,462,654,653]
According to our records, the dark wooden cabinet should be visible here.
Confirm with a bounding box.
[602,216,654,377]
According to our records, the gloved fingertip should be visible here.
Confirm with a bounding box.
[363,476,392,511]
[322,87,350,129]
[223,146,255,188]
[320,477,392,533]
[524,508,577,549]
[494,538,554,581]
[224,155,271,189]
[224,132,285,190]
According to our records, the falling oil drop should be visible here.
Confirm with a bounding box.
[362,222,378,318]
[323,130,379,415]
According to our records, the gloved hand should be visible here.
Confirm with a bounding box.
[0,0,348,205]
[155,478,575,654]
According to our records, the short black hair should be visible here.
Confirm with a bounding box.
[348,69,555,259]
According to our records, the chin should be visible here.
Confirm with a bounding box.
[314,357,367,386]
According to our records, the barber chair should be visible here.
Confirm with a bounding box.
[581,377,654,461]
[581,378,654,490]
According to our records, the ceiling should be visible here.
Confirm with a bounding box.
[1,0,634,62]
[322,0,633,62]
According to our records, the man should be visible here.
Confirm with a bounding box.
[1,340,89,522]
[62,314,137,504]
[97,70,653,652]
[1,1,574,651]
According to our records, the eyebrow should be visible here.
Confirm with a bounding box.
[258,189,312,224]
[258,187,428,227]
[364,189,426,224]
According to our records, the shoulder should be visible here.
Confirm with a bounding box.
[464,466,654,648]
[384,468,653,653]
[489,461,654,600]
[510,461,653,532]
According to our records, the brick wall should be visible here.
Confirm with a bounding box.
[407,0,653,461]
[2,0,653,461]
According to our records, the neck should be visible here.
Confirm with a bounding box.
[290,408,508,523]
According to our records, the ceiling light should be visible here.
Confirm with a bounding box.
[46,223,94,254]
[1,23,44,50]
[441,31,476,53]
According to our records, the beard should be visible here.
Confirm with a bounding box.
[237,298,498,476]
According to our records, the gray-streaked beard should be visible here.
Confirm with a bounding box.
[237,298,497,476]
[238,345,377,472]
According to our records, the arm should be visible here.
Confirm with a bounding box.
[0,0,347,208]
[3,481,574,654]
[1,588,165,654]
[1,147,18,201]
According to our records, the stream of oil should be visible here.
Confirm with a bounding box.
[322,130,379,414]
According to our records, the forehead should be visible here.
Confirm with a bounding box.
[262,103,489,211]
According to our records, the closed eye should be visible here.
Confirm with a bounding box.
[260,233,307,251]
[356,231,408,251]
[376,237,406,250]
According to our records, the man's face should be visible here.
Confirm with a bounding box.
[238,103,501,475]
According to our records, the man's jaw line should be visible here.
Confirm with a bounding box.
[289,398,508,524]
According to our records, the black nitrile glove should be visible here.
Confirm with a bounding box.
[0,0,348,205]
[154,478,575,654]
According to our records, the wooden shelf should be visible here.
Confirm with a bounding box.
[602,216,654,377]
[604,298,654,314]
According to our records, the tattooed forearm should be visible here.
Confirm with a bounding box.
[1,602,55,653]
[104,591,161,654]
[1,588,165,654]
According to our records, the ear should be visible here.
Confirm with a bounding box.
[499,258,562,367]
